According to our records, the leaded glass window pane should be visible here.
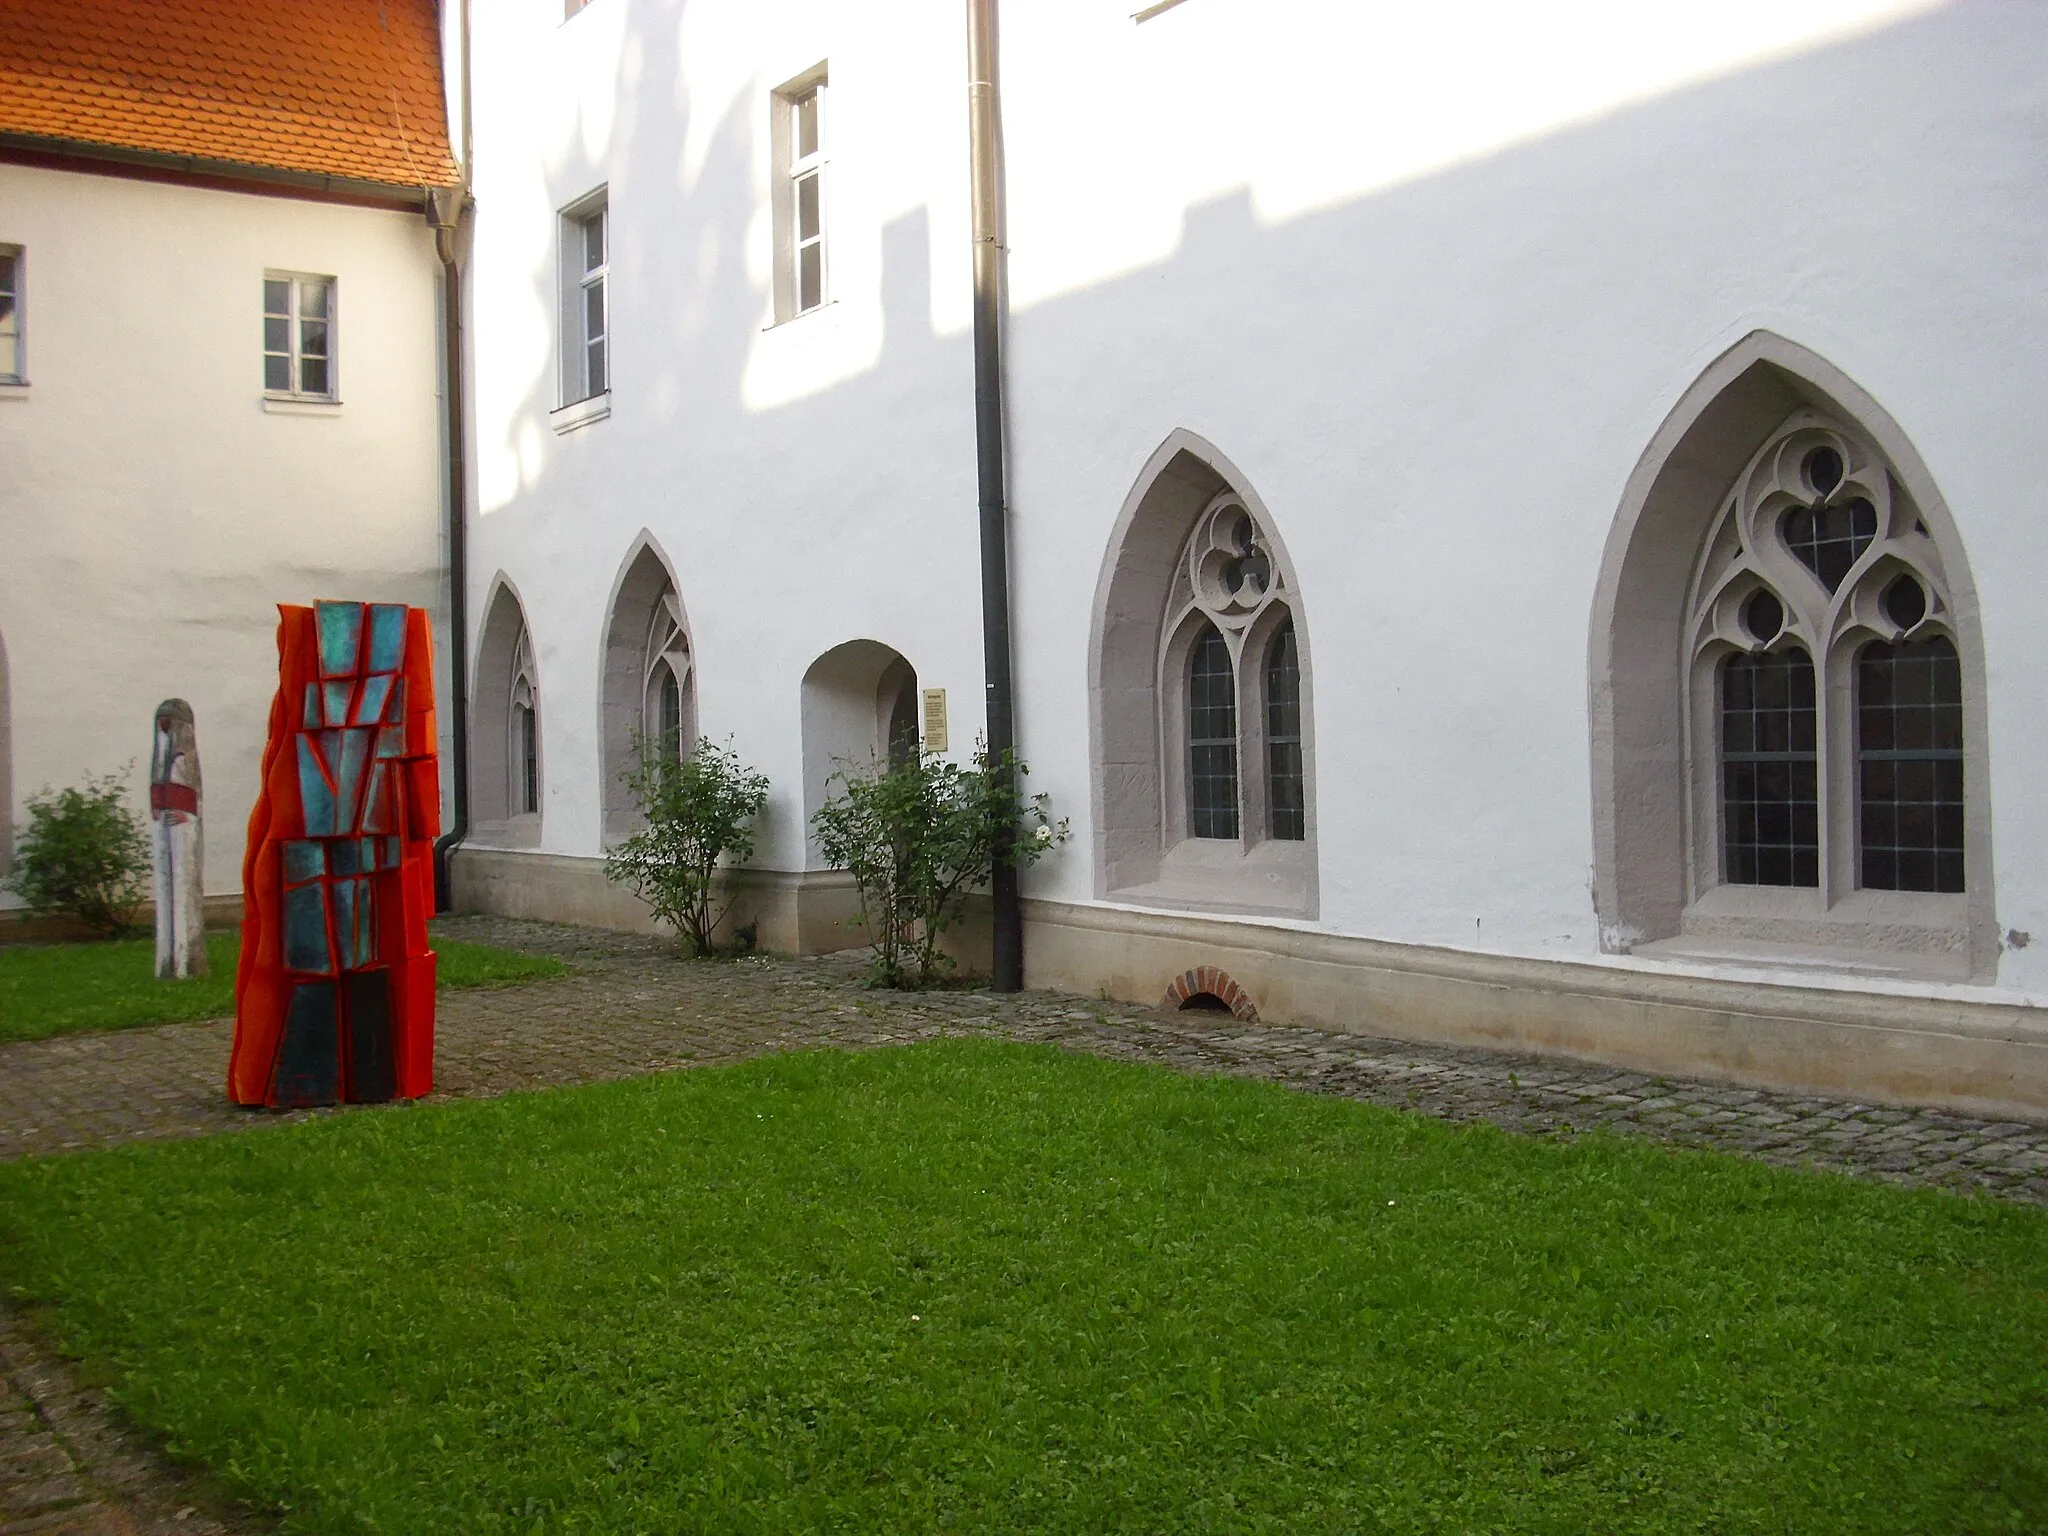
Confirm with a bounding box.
[1265,621,1304,841]
[1858,637,1964,893]
[1721,648,1818,886]
[1781,497,1877,593]
[517,702,539,815]
[1188,624,1238,839]
[657,665,681,753]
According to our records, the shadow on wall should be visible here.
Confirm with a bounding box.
[801,639,919,863]
[480,1,2027,954]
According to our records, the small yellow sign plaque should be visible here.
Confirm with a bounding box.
[920,688,949,752]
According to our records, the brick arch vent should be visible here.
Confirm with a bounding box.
[1161,967,1258,1022]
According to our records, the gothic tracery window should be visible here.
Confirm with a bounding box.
[1165,493,1304,846]
[508,622,539,817]
[1686,411,1964,900]
[643,590,693,756]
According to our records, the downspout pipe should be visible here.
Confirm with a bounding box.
[430,0,474,912]
[967,0,1022,991]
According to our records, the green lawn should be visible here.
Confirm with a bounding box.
[0,1042,2042,1533]
[0,931,569,1043]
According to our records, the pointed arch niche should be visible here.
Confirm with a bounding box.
[600,537,695,841]
[1591,332,1994,979]
[1089,431,1318,918]
[470,577,543,847]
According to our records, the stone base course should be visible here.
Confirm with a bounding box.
[3,914,2046,1532]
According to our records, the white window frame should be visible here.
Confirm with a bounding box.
[559,192,609,408]
[263,271,337,401]
[771,67,828,323]
[0,246,24,385]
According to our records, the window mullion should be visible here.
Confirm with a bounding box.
[1236,633,1261,850]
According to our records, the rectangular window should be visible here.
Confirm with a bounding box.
[0,247,22,383]
[263,273,336,399]
[561,196,608,404]
[773,70,827,320]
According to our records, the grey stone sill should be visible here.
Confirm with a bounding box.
[1109,839,1318,922]
[1632,934,1975,985]
[550,392,611,434]
[263,395,342,416]
[0,381,29,400]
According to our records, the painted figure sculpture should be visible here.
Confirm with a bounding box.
[229,601,439,1107]
[150,698,208,979]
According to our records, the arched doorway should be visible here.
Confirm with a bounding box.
[799,639,919,863]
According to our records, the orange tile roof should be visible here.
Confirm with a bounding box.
[0,0,458,191]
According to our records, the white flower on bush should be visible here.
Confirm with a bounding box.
[1034,823,1053,845]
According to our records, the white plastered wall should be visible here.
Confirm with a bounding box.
[463,0,2048,1000]
[0,163,448,904]
[465,0,982,875]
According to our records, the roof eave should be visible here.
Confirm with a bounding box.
[0,130,456,211]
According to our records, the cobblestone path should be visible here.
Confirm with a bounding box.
[4,915,2045,1200]
[3,915,2045,1532]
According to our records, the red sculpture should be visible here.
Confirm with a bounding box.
[230,601,439,1107]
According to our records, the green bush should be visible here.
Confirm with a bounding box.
[605,736,770,956]
[4,772,152,938]
[813,743,1066,988]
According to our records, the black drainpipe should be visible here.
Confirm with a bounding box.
[430,0,473,913]
[967,0,1021,991]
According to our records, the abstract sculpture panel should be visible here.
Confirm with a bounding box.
[230,601,439,1107]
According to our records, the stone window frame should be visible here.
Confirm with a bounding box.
[1157,492,1304,853]
[1090,430,1319,919]
[1683,407,1965,923]
[600,536,695,842]
[1591,331,1994,979]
